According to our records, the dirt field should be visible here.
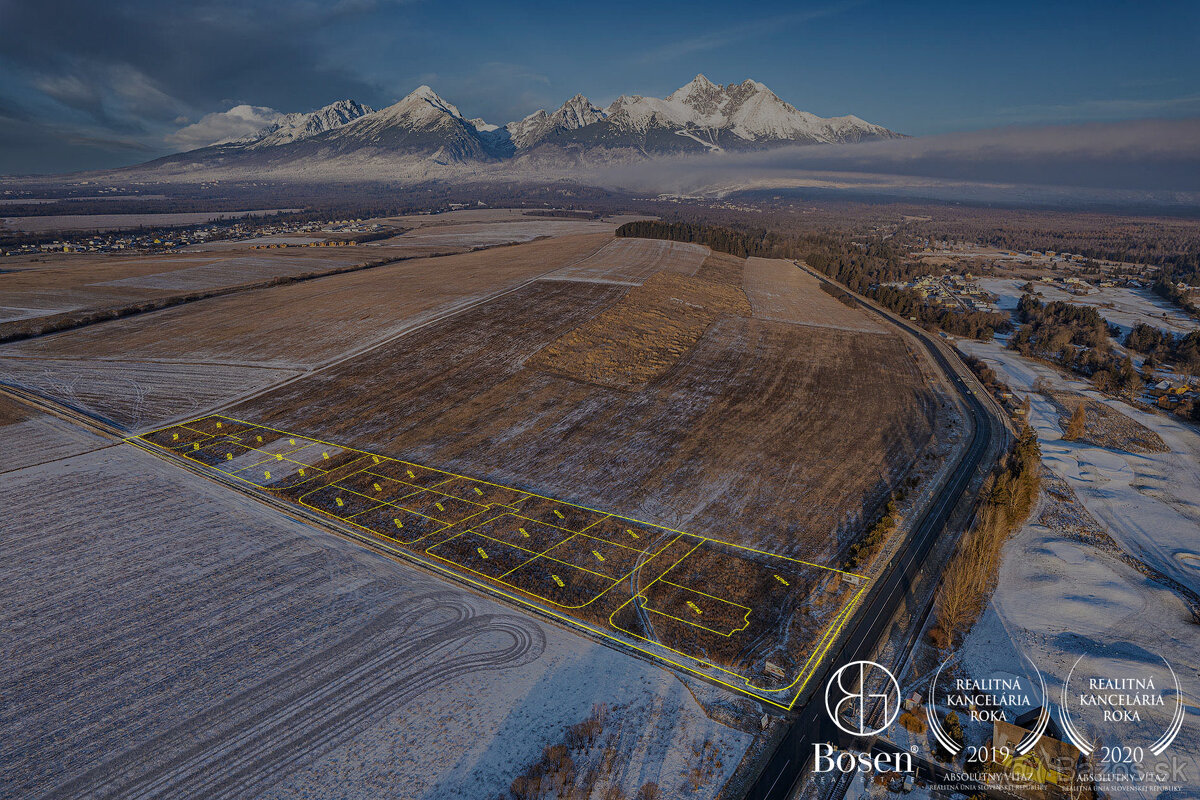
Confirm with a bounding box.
[529,272,752,390]
[229,277,938,565]
[0,233,612,369]
[2,444,748,799]
[743,257,888,334]
[373,219,615,248]
[547,238,709,284]
[0,246,372,334]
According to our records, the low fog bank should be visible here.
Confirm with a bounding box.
[585,118,1200,209]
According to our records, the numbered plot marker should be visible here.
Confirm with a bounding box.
[473,487,483,495]
[774,574,790,586]
[476,547,488,559]
[435,502,445,512]
[172,433,179,441]
[264,470,271,480]
[322,452,330,460]
[226,453,233,460]
[193,443,200,450]
[335,497,344,507]
[626,529,639,539]
[551,574,565,587]
[256,436,263,443]
[298,468,306,476]
[592,550,605,563]
[553,510,564,519]
[288,438,295,445]
[372,456,380,464]
[687,601,703,616]
[215,422,222,428]
[373,483,382,492]
[393,519,404,529]
[518,527,529,537]
[275,454,283,460]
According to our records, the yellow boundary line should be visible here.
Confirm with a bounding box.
[128,414,869,709]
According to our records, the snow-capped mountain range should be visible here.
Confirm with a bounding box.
[148,75,902,177]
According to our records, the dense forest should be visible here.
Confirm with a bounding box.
[1124,323,1200,377]
[1009,294,1142,397]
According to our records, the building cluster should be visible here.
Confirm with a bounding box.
[1146,378,1199,411]
[904,273,998,313]
[1,217,383,258]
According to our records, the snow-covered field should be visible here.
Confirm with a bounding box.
[0,357,300,430]
[980,278,1199,336]
[960,339,1200,598]
[950,340,1200,791]
[2,441,753,799]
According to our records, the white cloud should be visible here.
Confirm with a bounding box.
[166,104,283,149]
[585,117,1200,206]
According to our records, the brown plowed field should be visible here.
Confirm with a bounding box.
[231,276,937,564]
[547,238,709,284]
[1,233,612,368]
[743,256,888,334]
[528,271,751,390]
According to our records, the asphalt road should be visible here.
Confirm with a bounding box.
[742,269,1009,800]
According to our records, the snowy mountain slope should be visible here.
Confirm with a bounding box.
[245,100,374,148]
[135,75,902,177]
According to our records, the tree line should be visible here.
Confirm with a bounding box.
[1009,293,1143,398]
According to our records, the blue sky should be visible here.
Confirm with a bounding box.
[1,0,1197,173]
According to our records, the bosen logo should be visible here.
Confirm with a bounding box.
[825,660,902,737]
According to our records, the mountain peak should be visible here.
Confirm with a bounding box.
[241,99,373,148]
[396,85,462,118]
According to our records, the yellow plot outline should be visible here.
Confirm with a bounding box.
[637,579,754,637]
[129,414,869,710]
